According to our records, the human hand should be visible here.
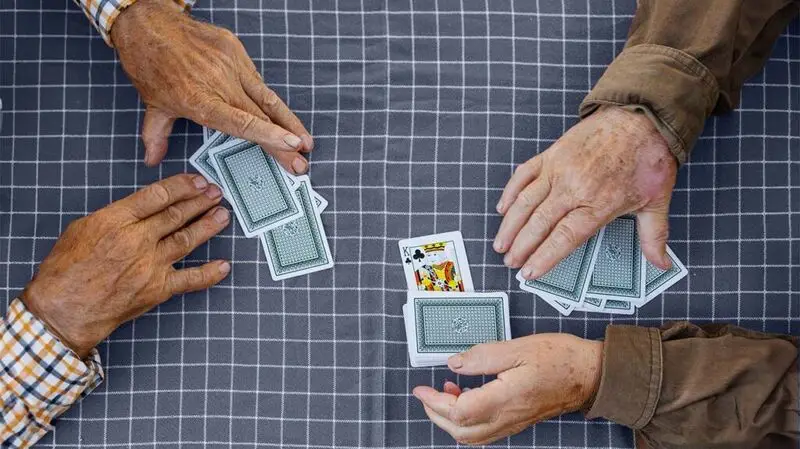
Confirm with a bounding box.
[20,174,231,359]
[413,334,603,445]
[111,0,313,174]
[494,106,677,279]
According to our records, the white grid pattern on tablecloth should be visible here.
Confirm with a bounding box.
[0,0,798,448]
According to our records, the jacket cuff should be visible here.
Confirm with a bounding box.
[585,325,662,429]
[580,44,719,164]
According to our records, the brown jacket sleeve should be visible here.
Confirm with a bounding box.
[586,323,798,449]
[580,0,800,163]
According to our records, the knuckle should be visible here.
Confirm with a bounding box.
[165,205,184,226]
[516,188,538,208]
[188,268,207,286]
[260,87,280,109]
[171,229,194,252]
[553,223,578,246]
[146,183,172,206]
[238,113,257,135]
[448,407,472,427]
[195,99,220,125]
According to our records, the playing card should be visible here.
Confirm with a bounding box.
[208,139,303,237]
[189,131,237,186]
[586,216,646,303]
[518,276,575,316]
[398,231,474,292]
[202,126,216,142]
[601,299,636,315]
[260,179,333,280]
[518,228,605,305]
[405,291,510,367]
[291,175,328,212]
[643,245,688,304]
[575,295,604,312]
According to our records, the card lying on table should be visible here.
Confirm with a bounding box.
[403,291,511,367]
[260,178,333,280]
[398,231,474,292]
[208,139,303,237]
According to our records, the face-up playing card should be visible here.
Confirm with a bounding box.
[403,291,510,367]
[260,179,333,280]
[519,228,604,305]
[398,231,474,292]
[208,139,303,237]
[586,216,646,303]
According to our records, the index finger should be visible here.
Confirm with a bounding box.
[497,155,543,215]
[195,99,303,154]
[240,68,313,152]
[111,174,209,221]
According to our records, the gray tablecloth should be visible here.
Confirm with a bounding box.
[1,1,798,447]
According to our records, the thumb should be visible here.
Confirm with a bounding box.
[447,341,520,375]
[637,204,671,270]
[141,106,175,167]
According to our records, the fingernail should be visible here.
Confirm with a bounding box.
[301,134,314,151]
[463,387,471,392]
[661,254,672,269]
[503,254,512,267]
[496,200,504,213]
[521,266,533,279]
[448,354,463,369]
[218,261,231,274]
[283,134,302,148]
[193,176,208,189]
[292,158,307,174]
[205,184,222,199]
[213,207,230,223]
[144,153,152,166]
[494,239,505,253]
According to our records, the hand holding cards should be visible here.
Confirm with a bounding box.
[518,216,688,315]
[398,232,511,367]
[191,129,333,280]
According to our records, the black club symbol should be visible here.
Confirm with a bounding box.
[413,249,425,262]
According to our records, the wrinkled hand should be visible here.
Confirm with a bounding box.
[494,106,677,279]
[111,0,313,173]
[21,174,231,359]
[413,334,603,445]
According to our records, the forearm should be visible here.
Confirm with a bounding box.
[1,299,103,448]
[581,0,800,163]
[586,322,798,449]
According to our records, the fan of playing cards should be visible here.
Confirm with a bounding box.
[517,215,688,316]
[190,128,333,281]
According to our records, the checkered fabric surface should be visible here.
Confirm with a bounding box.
[0,0,798,447]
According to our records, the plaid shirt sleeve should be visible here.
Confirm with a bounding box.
[72,0,197,46]
[1,299,104,448]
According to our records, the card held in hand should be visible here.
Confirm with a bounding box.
[398,231,474,292]
[406,291,510,361]
[520,228,604,304]
[208,139,302,237]
[260,179,333,280]
[643,246,688,303]
[586,216,646,303]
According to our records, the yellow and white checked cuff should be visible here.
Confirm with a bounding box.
[73,0,196,46]
[1,299,104,449]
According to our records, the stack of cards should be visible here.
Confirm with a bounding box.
[398,232,511,367]
[402,291,511,367]
[517,216,688,315]
[190,128,333,281]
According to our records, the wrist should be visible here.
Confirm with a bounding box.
[110,0,182,49]
[21,282,94,360]
[576,339,604,411]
